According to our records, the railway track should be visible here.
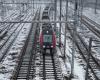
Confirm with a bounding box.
[11,9,40,80]
[40,51,63,80]
[0,9,28,39]
[11,8,63,80]
[82,15,100,30]
[76,33,100,80]
[0,13,24,39]
[69,6,100,39]
[80,16,100,80]
[0,12,18,31]
[67,23,100,80]
[81,15,100,38]
[0,13,32,62]
[80,16,100,66]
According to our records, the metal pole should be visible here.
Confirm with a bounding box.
[20,3,22,21]
[12,0,14,3]
[54,0,57,32]
[77,0,79,25]
[95,0,97,14]
[31,0,32,14]
[70,0,78,78]
[22,3,24,12]
[59,0,62,47]
[81,0,83,10]
[1,0,4,21]
[33,0,34,15]
[64,0,68,58]
[80,0,83,30]
[85,37,92,80]
[77,0,81,32]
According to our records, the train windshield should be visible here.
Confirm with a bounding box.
[43,35,52,42]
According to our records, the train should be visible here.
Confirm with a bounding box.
[39,6,56,53]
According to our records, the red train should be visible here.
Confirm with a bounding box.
[39,6,56,53]
[39,23,56,53]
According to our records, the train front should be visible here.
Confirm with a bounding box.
[40,28,56,50]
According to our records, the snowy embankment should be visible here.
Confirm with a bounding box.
[57,1,100,80]
[0,10,20,21]
[56,1,86,80]
[0,10,36,79]
[83,8,100,24]
[0,23,32,80]
[0,3,45,79]
[57,23,85,80]
[82,8,100,69]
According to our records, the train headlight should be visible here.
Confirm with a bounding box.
[51,45,53,48]
[43,45,45,48]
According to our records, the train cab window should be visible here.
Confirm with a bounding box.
[43,35,52,42]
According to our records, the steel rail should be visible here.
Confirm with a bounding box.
[81,19,100,38]
[0,13,31,62]
[26,9,40,80]
[0,13,29,49]
[51,53,58,80]
[43,53,46,80]
[11,9,40,80]
[42,52,59,80]
[0,20,74,23]
[0,2,54,4]
[67,23,100,80]
[82,15,100,29]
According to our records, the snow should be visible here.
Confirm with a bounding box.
[55,1,91,80]
[0,0,100,80]
[56,31,85,80]
[83,8,100,25]
[0,12,35,79]
[60,29,85,80]
[34,52,41,80]
[66,2,100,80]
[0,2,46,79]
[82,7,100,61]
[56,47,69,78]
[73,60,85,80]
[0,23,32,79]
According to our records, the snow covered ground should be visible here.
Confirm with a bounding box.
[56,2,84,80]
[0,10,36,80]
[0,2,46,79]
[56,1,100,80]
[0,1,100,80]
[0,23,32,80]
[56,23,85,80]
[83,8,100,24]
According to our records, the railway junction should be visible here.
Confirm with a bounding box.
[0,0,100,80]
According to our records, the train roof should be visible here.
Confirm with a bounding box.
[42,15,49,20]
[42,11,49,20]
[42,28,53,35]
[44,7,49,10]
[42,23,52,29]
[42,6,53,34]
